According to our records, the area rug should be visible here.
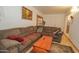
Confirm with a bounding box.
[50,43,74,53]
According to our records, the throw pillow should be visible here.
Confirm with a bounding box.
[7,35,18,40]
[7,35,25,42]
[16,36,25,42]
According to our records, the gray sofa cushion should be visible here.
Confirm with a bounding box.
[0,41,6,50]
[7,45,18,53]
[0,39,21,49]
[19,39,33,52]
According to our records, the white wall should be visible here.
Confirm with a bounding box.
[69,11,79,48]
[64,7,79,49]
[0,6,43,30]
[44,14,65,31]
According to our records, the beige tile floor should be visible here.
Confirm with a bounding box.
[61,34,79,52]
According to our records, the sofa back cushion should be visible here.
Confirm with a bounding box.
[0,26,36,39]
[7,35,25,42]
[0,29,21,39]
[19,26,35,36]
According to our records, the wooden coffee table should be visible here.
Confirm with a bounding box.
[32,36,52,52]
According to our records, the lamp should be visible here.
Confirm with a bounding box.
[71,6,79,13]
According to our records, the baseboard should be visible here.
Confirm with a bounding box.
[64,32,79,52]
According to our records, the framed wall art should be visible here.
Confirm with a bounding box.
[22,6,32,20]
[37,15,43,26]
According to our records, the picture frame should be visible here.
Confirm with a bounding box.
[22,6,32,20]
[37,15,43,26]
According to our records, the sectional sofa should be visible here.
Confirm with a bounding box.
[0,26,61,53]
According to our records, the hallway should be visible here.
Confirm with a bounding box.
[61,34,79,52]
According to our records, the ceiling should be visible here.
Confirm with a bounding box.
[34,6,71,14]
